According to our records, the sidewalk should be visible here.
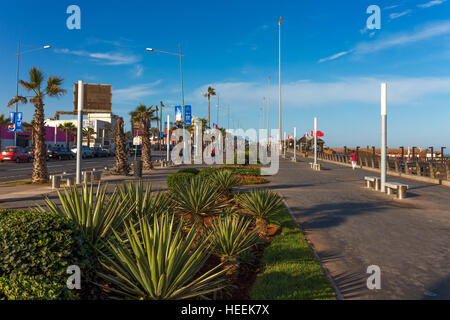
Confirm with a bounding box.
[262,157,450,299]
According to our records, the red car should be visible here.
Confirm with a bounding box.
[0,146,31,163]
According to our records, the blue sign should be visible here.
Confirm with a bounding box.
[184,105,192,126]
[16,112,23,132]
[175,106,182,121]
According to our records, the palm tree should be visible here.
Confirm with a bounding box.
[58,122,76,149]
[83,127,96,148]
[8,67,66,184]
[203,86,216,128]
[129,104,155,170]
[112,117,130,175]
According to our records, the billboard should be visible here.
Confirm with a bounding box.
[73,83,112,113]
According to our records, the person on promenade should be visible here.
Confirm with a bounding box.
[351,151,357,170]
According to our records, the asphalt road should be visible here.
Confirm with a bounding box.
[0,152,166,183]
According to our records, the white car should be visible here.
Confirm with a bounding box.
[71,146,94,159]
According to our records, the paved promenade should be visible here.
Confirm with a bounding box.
[266,157,450,299]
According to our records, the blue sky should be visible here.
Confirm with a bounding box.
[1,0,450,148]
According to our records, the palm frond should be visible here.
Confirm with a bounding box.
[7,96,27,108]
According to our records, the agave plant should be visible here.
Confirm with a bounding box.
[97,214,227,300]
[119,181,171,220]
[39,183,135,248]
[209,215,259,282]
[237,189,284,238]
[210,169,240,197]
[170,177,229,231]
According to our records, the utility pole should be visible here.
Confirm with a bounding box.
[314,117,318,165]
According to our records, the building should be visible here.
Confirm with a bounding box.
[0,125,74,149]
[45,113,118,148]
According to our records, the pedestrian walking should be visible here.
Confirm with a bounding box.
[351,150,357,170]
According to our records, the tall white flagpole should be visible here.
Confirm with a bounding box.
[381,83,387,192]
[76,80,84,184]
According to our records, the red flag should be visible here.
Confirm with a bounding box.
[311,130,324,137]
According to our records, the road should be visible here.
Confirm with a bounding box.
[0,152,166,183]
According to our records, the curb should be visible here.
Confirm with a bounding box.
[281,196,344,301]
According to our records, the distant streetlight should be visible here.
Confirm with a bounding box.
[278,16,283,151]
[146,44,186,161]
[14,43,51,146]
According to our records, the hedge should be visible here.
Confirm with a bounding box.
[0,209,96,300]
[166,172,196,192]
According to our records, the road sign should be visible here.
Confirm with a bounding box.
[185,105,192,126]
[175,106,182,121]
[133,136,142,146]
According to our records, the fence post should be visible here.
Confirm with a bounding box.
[446,164,450,181]
[394,160,400,173]
[429,162,434,179]
[416,162,421,176]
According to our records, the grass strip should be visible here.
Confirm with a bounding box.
[249,207,336,300]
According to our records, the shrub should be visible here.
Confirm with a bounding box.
[97,214,227,299]
[167,172,196,192]
[119,181,171,220]
[0,274,77,300]
[221,165,260,176]
[209,215,259,281]
[210,169,240,196]
[170,177,229,230]
[237,189,285,238]
[178,168,200,175]
[0,209,95,299]
[39,183,135,248]
[197,167,220,179]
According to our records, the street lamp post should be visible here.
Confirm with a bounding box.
[146,44,186,161]
[278,16,283,151]
[14,43,51,146]
[381,83,387,192]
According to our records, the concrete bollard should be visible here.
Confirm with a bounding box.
[51,176,61,189]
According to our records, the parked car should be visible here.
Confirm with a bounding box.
[48,147,74,160]
[0,146,31,163]
[93,147,108,157]
[26,147,34,160]
[71,146,94,159]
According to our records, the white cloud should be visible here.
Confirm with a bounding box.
[385,5,401,10]
[188,77,450,110]
[389,10,412,20]
[355,20,450,54]
[113,81,162,104]
[321,20,450,62]
[130,65,144,78]
[318,51,352,63]
[418,0,447,8]
[54,48,140,65]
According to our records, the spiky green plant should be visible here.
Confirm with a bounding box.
[209,215,259,281]
[39,183,135,248]
[170,177,229,231]
[119,181,171,220]
[97,214,227,300]
[210,169,240,197]
[237,189,284,238]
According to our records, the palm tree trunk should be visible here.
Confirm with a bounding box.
[255,218,268,239]
[208,95,211,128]
[141,121,152,170]
[32,101,49,183]
[113,117,130,175]
[65,131,69,149]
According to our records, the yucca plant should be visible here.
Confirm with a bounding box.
[237,189,284,239]
[119,181,171,220]
[39,183,135,248]
[209,215,259,282]
[170,177,229,231]
[97,214,227,300]
[210,169,240,197]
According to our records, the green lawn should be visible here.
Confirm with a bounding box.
[250,207,336,300]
